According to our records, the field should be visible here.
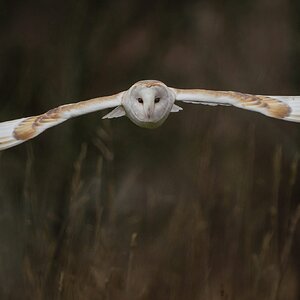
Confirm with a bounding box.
[0,1,299,299]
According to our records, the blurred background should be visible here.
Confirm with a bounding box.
[0,0,300,299]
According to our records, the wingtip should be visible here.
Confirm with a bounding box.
[271,96,300,123]
[0,118,27,151]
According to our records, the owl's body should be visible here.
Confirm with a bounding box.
[1,79,300,151]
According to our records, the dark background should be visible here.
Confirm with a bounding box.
[0,0,300,299]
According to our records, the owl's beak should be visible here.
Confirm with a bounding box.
[143,97,155,119]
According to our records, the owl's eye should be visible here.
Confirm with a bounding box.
[137,97,143,103]
[154,97,160,103]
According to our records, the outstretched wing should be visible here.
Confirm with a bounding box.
[0,92,124,151]
[172,88,300,122]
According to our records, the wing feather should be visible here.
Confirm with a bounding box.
[172,88,300,122]
[0,92,124,151]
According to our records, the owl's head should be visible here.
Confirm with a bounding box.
[122,80,176,128]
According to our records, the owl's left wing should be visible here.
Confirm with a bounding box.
[0,92,124,151]
[171,87,300,123]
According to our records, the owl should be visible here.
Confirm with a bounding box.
[0,80,299,151]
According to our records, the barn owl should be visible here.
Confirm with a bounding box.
[0,79,300,151]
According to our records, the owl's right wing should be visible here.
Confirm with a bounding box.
[0,92,124,151]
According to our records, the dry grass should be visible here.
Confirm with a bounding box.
[0,122,299,300]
